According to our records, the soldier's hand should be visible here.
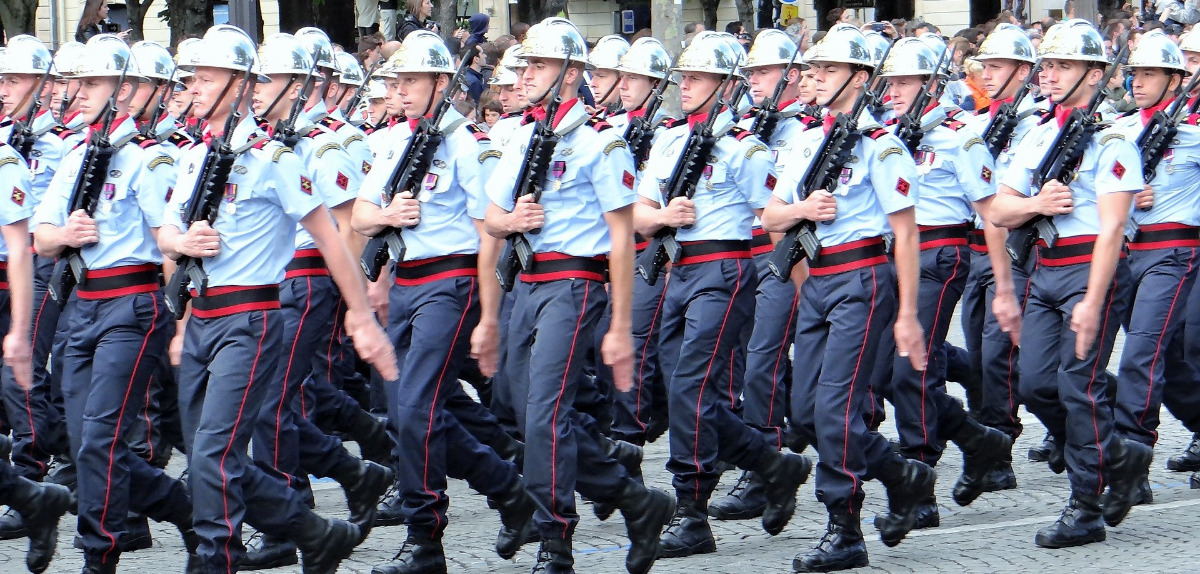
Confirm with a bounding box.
[62,209,99,248]
[168,330,184,367]
[660,197,696,228]
[508,195,544,233]
[602,329,635,392]
[893,314,927,371]
[470,319,500,377]
[3,332,32,391]
[800,190,837,222]
[383,191,422,227]
[1036,180,1074,216]
[345,308,399,381]
[1135,184,1154,211]
[992,290,1022,346]
[176,221,221,258]
[367,275,390,323]
[1070,298,1102,360]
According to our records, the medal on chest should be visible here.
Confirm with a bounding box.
[419,173,438,202]
[224,183,238,215]
[915,146,936,175]
[100,183,116,213]
[703,164,714,191]
[552,161,566,191]
[1165,148,1176,174]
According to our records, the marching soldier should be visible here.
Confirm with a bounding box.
[761,24,934,572]
[876,36,1013,523]
[634,30,811,559]
[32,35,199,573]
[712,29,819,522]
[48,41,87,131]
[485,45,530,152]
[989,19,1143,548]
[330,51,367,121]
[159,25,397,573]
[587,35,629,116]
[483,17,674,574]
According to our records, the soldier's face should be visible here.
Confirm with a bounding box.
[367,98,387,122]
[617,73,654,112]
[1130,68,1181,109]
[886,75,925,116]
[521,57,577,106]
[190,67,242,121]
[590,69,619,104]
[497,84,520,114]
[251,74,300,122]
[678,71,721,114]
[168,80,193,118]
[1185,51,1200,79]
[746,65,785,106]
[0,73,39,118]
[393,72,446,118]
[981,59,1023,100]
[798,69,817,103]
[1039,58,1100,107]
[130,79,160,119]
[75,76,125,124]
[810,62,863,109]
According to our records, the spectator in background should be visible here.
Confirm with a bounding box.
[379,0,399,40]
[511,22,530,43]
[381,40,402,59]
[480,99,502,129]
[76,0,124,42]
[462,43,489,104]
[356,0,380,39]
[397,0,437,41]
[958,58,990,112]
[956,27,984,47]
[1040,17,1056,32]
[685,22,706,34]
[891,18,908,37]
[826,8,846,28]
[492,34,517,53]
[466,13,490,50]
[357,33,385,69]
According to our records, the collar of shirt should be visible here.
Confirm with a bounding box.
[1140,96,1175,125]
[1054,104,1078,129]
[627,108,647,119]
[686,107,722,130]
[524,97,580,129]
[988,96,1014,118]
[89,114,132,137]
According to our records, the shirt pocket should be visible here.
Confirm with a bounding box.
[417,163,454,205]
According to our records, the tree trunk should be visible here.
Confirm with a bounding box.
[126,0,147,42]
[277,0,317,33]
[434,0,456,41]
[515,0,571,24]
[700,0,719,31]
[317,0,355,48]
[735,0,756,32]
[0,0,39,39]
[167,0,214,46]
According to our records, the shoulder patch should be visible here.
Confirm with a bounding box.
[302,126,324,139]
[865,128,890,140]
[878,146,904,161]
[148,155,174,170]
[320,117,346,131]
[1100,133,1125,145]
[343,133,364,148]
[744,143,768,159]
[603,139,628,155]
[943,118,968,131]
[272,147,294,163]
[0,157,18,169]
[50,125,76,140]
[587,117,614,132]
[963,136,985,151]
[316,142,341,158]
[478,149,502,163]
[465,123,491,142]
[167,131,191,148]
[134,135,158,149]
[729,126,753,141]
[662,117,687,129]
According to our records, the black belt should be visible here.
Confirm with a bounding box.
[751,228,773,256]
[918,224,971,250]
[394,254,478,286]
[76,263,162,300]
[1128,223,1200,250]
[808,237,889,277]
[676,240,752,266]
[520,253,608,283]
[284,248,329,278]
[190,285,280,319]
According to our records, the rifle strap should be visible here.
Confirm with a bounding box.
[554,114,590,137]
[232,135,271,155]
[444,118,469,136]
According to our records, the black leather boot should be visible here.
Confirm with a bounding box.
[122,513,152,551]
[375,482,404,527]
[81,558,118,574]
[755,450,813,535]
[914,495,940,529]
[156,491,203,574]
[8,477,70,574]
[1028,432,1054,462]
[346,409,395,467]
[530,538,573,574]
[331,458,395,533]
[792,509,869,572]
[371,533,447,574]
[659,496,716,559]
[490,432,525,469]
[294,511,361,574]
[493,479,537,559]
[241,530,298,570]
[1034,492,1105,548]
[0,507,28,540]
[950,418,1013,506]
[1167,432,1200,471]
[1101,437,1153,527]
[594,438,644,521]
[1134,478,1153,505]
[874,457,936,547]
[982,461,1018,492]
[709,471,768,520]
[614,481,673,574]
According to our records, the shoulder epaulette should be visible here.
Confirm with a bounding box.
[1037,109,1055,125]
[253,138,272,150]
[586,116,614,132]
[320,117,346,131]
[945,108,964,120]
[662,117,687,129]
[796,114,822,129]
[167,131,192,148]
[302,126,325,139]
[50,125,76,140]
[729,126,753,141]
[133,134,158,149]
[465,123,491,142]
[943,118,968,131]
[865,128,890,140]
[1184,113,1200,126]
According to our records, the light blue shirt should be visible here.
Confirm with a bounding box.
[285,118,359,250]
[1113,109,1200,227]
[890,108,995,226]
[0,110,77,208]
[0,143,34,261]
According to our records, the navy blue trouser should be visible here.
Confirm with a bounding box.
[61,291,190,563]
[1164,271,1200,433]
[487,292,521,437]
[610,264,668,444]
[969,252,1030,439]
[179,308,311,572]
[1019,256,1131,496]
[658,258,769,501]
[791,263,903,516]
[504,278,633,540]
[1115,246,1198,446]
[742,252,799,449]
[301,296,363,427]
[2,255,68,479]
[888,245,971,465]
[386,275,517,538]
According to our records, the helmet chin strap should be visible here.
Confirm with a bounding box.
[202,72,240,122]
[261,74,299,123]
[1054,64,1093,109]
[990,64,1020,101]
[822,69,857,113]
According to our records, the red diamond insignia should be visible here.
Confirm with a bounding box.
[11,188,24,206]
[765,174,778,191]
[362,161,371,175]
[300,176,313,195]
[622,170,635,189]
[336,172,349,190]
[981,167,992,183]
[896,177,910,196]
[1112,161,1126,179]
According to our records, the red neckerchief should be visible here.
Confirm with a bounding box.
[407,112,434,131]
[822,114,839,133]
[64,110,80,125]
[627,108,647,119]
[89,114,130,135]
[1140,96,1175,125]
[687,108,723,130]
[988,96,1014,117]
[524,98,580,128]
[1054,105,1077,129]
[777,98,798,110]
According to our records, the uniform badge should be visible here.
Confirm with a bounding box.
[896,177,911,196]
[839,167,853,185]
[914,147,935,175]
[336,172,349,190]
[224,183,238,215]
[300,176,313,195]
[560,148,574,156]
[433,159,447,168]
[362,161,372,175]
[233,165,249,175]
[1112,161,1126,179]
[552,161,566,190]
[28,160,39,173]
[103,183,116,200]
[622,171,635,190]
[11,188,25,206]
[187,164,195,175]
[765,174,777,191]
[981,167,992,184]
[30,150,41,158]
[423,173,438,190]
[109,169,122,178]
[703,164,714,191]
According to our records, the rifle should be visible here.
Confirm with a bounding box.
[275,58,322,148]
[494,56,574,292]
[621,53,678,172]
[47,58,131,306]
[633,66,740,286]
[359,45,478,281]
[1137,70,1200,184]
[140,63,180,138]
[6,61,54,163]
[748,44,803,142]
[343,60,381,118]
[163,63,257,319]
[1005,44,1129,267]
[981,62,1042,159]
[892,46,950,154]
[765,42,893,281]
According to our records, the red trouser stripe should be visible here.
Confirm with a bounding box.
[549,285,591,530]
[220,313,269,573]
[692,259,745,498]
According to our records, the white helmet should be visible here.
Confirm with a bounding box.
[173,38,202,79]
[720,32,748,77]
[256,33,316,77]
[862,31,891,68]
[1127,29,1187,72]
[0,35,53,76]
[881,37,940,77]
[73,35,135,79]
[976,23,1038,64]
[295,27,336,70]
[184,25,260,74]
[1181,28,1200,54]
[488,65,520,86]
[617,37,671,80]
[519,17,588,64]
[674,30,741,76]
[1039,19,1109,65]
[365,79,387,100]
[130,41,175,81]
[588,35,629,70]
[334,52,366,86]
[499,44,527,70]
[802,23,875,69]
[385,30,454,75]
[743,29,798,70]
